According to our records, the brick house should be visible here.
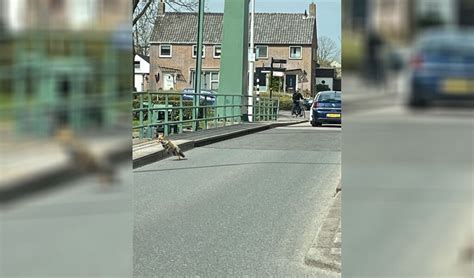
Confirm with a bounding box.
[149,2,318,95]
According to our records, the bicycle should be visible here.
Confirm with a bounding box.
[299,99,306,118]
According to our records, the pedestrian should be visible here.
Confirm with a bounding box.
[292,89,304,116]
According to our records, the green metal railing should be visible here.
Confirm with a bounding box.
[0,31,130,136]
[132,91,279,138]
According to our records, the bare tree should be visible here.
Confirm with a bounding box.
[133,0,198,24]
[133,0,198,56]
[317,36,341,67]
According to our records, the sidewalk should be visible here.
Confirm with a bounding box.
[133,114,307,168]
[342,73,399,101]
[0,132,131,202]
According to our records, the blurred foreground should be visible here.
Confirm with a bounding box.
[1,161,133,276]
[1,1,133,276]
[343,0,473,276]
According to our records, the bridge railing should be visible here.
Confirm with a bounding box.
[132,91,279,138]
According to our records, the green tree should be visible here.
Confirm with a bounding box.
[270,76,283,93]
[316,84,330,93]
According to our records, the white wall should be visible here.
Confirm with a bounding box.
[134,55,150,91]
[6,0,26,31]
[134,55,150,74]
[134,74,144,92]
[69,0,96,30]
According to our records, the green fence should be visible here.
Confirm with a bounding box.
[0,31,130,137]
[132,91,279,138]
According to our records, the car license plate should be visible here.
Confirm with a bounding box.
[442,79,472,95]
[326,113,341,118]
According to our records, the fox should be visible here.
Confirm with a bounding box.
[157,134,186,160]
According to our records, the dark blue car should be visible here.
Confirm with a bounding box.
[409,28,474,107]
[310,91,341,127]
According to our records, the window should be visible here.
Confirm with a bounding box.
[318,92,341,102]
[289,46,302,59]
[210,72,219,90]
[213,45,221,58]
[134,61,140,69]
[256,46,268,59]
[159,45,172,57]
[190,70,219,90]
[192,45,205,58]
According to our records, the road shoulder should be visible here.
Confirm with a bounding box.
[304,187,341,273]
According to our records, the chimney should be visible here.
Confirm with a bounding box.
[309,2,316,18]
[158,0,166,16]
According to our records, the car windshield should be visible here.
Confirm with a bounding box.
[317,92,341,102]
[417,31,474,54]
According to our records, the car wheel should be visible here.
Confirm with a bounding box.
[409,85,429,108]
[409,95,429,108]
[311,120,321,127]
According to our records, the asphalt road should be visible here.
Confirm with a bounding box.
[133,123,341,277]
[343,98,474,277]
[0,162,133,277]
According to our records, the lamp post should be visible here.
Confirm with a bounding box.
[193,0,205,131]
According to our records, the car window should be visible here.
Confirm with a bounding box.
[318,92,341,102]
[418,32,474,54]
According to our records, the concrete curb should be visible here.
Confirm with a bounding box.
[0,143,131,205]
[304,186,342,273]
[132,120,306,169]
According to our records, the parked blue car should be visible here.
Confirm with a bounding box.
[181,88,216,105]
[409,28,474,107]
[310,91,341,127]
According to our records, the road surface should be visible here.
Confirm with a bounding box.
[343,94,474,277]
[134,123,341,277]
[0,162,133,277]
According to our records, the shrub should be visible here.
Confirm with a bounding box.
[279,97,293,110]
[257,92,294,110]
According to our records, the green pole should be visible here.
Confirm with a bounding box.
[193,0,205,131]
[218,0,249,122]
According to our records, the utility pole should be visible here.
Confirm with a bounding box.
[247,0,255,122]
[193,0,205,131]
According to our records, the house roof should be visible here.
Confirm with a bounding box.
[135,53,150,63]
[150,12,316,45]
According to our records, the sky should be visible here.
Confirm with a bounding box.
[206,0,341,59]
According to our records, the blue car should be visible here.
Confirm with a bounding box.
[409,28,474,107]
[310,91,341,127]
